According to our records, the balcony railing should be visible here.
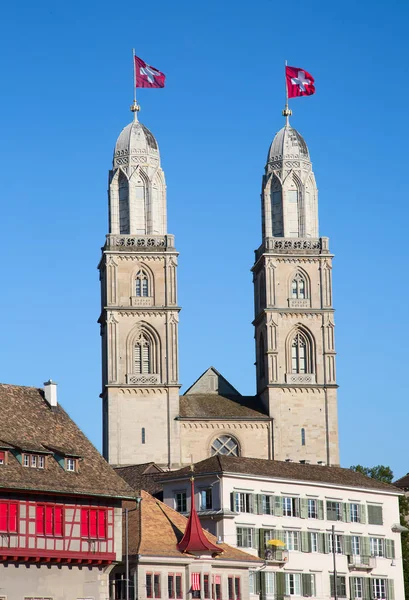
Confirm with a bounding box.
[347,554,376,570]
[260,546,289,564]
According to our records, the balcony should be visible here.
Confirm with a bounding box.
[260,546,289,565]
[348,554,376,570]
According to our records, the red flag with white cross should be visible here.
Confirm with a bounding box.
[134,55,166,88]
[286,66,315,98]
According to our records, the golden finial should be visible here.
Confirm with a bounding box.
[130,100,140,121]
[282,104,292,126]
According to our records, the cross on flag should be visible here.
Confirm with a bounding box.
[134,55,166,88]
[286,65,315,98]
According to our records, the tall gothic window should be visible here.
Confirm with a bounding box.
[291,331,311,374]
[211,435,239,457]
[135,270,149,297]
[291,273,306,299]
[259,334,265,379]
[134,332,152,374]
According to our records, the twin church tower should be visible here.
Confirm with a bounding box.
[99,102,339,470]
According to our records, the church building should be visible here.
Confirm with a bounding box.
[99,100,339,469]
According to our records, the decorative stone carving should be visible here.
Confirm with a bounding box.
[130,296,153,307]
[285,373,316,384]
[127,373,160,385]
[288,298,310,308]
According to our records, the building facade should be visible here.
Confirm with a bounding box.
[160,456,405,600]
[0,381,134,600]
[101,107,340,469]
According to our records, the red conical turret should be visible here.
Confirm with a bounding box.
[177,477,222,555]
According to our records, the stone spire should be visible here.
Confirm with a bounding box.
[261,121,318,239]
[108,110,166,236]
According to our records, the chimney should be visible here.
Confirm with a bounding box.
[44,380,57,407]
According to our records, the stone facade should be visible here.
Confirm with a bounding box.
[253,122,339,465]
[100,115,181,468]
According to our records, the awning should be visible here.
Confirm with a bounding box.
[191,573,200,591]
[266,539,286,547]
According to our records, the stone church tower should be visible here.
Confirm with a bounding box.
[99,105,180,468]
[252,114,340,465]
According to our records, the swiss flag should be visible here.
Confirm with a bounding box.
[286,66,315,98]
[134,55,166,88]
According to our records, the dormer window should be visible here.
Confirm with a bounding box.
[66,458,76,472]
[23,453,45,469]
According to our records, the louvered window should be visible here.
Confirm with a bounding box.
[135,270,149,297]
[134,334,152,374]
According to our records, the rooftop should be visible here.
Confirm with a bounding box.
[0,383,134,499]
[160,456,401,494]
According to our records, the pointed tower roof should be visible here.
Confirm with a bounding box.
[113,111,160,171]
[177,476,222,555]
[267,123,310,164]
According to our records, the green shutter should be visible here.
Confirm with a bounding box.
[302,573,312,597]
[344,502,351,522]
[318,532,325,553]
[275,529,285,543]
[363,577,371,600]
[318,499,324,520]
[361,536,370,557]
[360,504,366,524]
[344,535,352,556]
[253,528,259,549]
[323,533,330,554]
[349,577,355,600]
[368,504,383,525]
[274,495,283,517]
[258,529,265,556]
[295,498,300,517]
[276,572,285,600]
[231,492,239,512]
[257,494,263,515]
[330,575,335,597]
[385,539,395,559]
[388,579,395,600]
[301,530,310,552]
[300,498,308,519]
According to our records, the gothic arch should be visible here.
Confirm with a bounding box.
[130,263,154,300]
[118,169,130,234]
[126,322,161,378]
[270,175,283,237]
[288,267,311,300]
[285,325,315,375]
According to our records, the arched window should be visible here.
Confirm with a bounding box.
[301,428,306,446]
[259,334,265,379]
[210,435,239,457]
[291,273,306,299]
[291,331,309,374]
[134,332,152,374]
[135,270,149,297]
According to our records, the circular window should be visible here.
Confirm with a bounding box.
[210,435,239,457]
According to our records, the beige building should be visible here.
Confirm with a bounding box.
[161,456,405,600]
[100,106,339,469]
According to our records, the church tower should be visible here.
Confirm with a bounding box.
[252,112,339,465]
[99,105,180,468]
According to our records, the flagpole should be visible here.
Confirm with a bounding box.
[283,59,292,125]
[131,48,140,119]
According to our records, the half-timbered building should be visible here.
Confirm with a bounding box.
[0,380,135,600]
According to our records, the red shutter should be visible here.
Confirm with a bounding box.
[81,508,89,537]
[98,509,106,538]
[8,503,17,533]
[45,506,53,535]
[54,506,63,536]
[0,504,7,531]
[36,505,45,535]
[192,573,201,591]
[0,451,5,463]
[89,509,97,538]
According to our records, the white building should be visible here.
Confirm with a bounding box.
[160,456,405,599]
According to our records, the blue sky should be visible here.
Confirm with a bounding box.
[0,0,407,477]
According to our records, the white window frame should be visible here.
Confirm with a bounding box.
[353,577,363,598]
[329,533,343,554]
[237,527,253,548]
[285,573,301,596]
[66,458,76,472]
[352,535,360,555]
[310,532,318,553]
[264,572,275,595]
[308,498,317,519]
[174,491,187,513]
[284,530,299,551]
[370,537,384,557]
[371,578,387,599]
[350,503,359,522]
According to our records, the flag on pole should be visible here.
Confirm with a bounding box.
[134,55,166,88]
[285,66,315,98]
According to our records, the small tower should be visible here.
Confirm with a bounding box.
[99,106,181,468]
[252,114,339,465]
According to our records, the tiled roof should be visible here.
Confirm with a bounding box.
[126,490,262,563]
[179,394,269,419]
[394,474,409,490]
[0,383,134,499]
[160,456,400,493]
[115,462,164,497]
